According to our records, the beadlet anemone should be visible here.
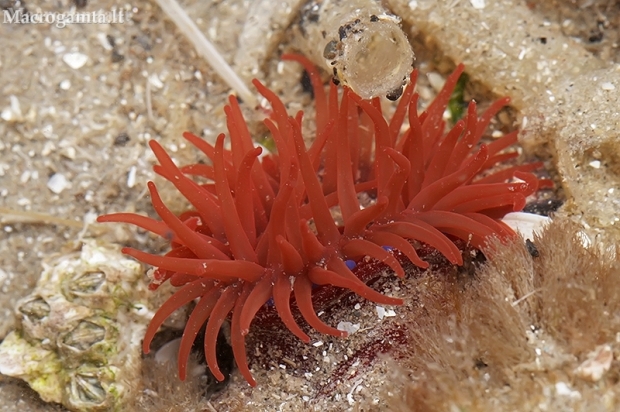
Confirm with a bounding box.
[98,54,550,386]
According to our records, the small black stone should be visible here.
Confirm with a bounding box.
[192,326,234,396]
[474,359,488,369]
[300,70,314,99]
[1,0,27,12]
[526,239,540,258]
[589,31,603,43]
[523,199,563,216]
[111,49,124,63]
[114,132,130,146]
[386,86,404,101]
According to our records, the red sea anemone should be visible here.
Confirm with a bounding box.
[98,54,550,387]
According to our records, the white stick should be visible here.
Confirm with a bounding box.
[153,0,258,107]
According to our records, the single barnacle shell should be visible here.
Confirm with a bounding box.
[61,319,107,352]
[69,369,107,405]
[298,0,414,99]
[57,316,119,370]
[18,296,51,322]
[68,270,106,296]
[0,240,152,412]
[65,366,120,410]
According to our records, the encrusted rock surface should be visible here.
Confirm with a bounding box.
[0,240,151,411]
[387,0,620,243]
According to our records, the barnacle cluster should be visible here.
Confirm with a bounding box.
[0,240,150,411]
[98,55,549,386]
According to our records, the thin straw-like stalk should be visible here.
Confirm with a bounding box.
[153,0,257,107]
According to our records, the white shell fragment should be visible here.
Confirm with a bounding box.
[127,166,137,188]
[574,344,613,382]
[148,73,164,89]
[555,382,582,400]
[1,95,24,123]
[47,173,71,194]
[501,212,552,240]
[0,240,151,412]
[337,321,360,334]
[59,79,72,90]
[601,82,615,91]
[470,0,486,9]
[376,306,396,320]
[62,52,89,69]
[502,212,597,250]
[154,337,182,366]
